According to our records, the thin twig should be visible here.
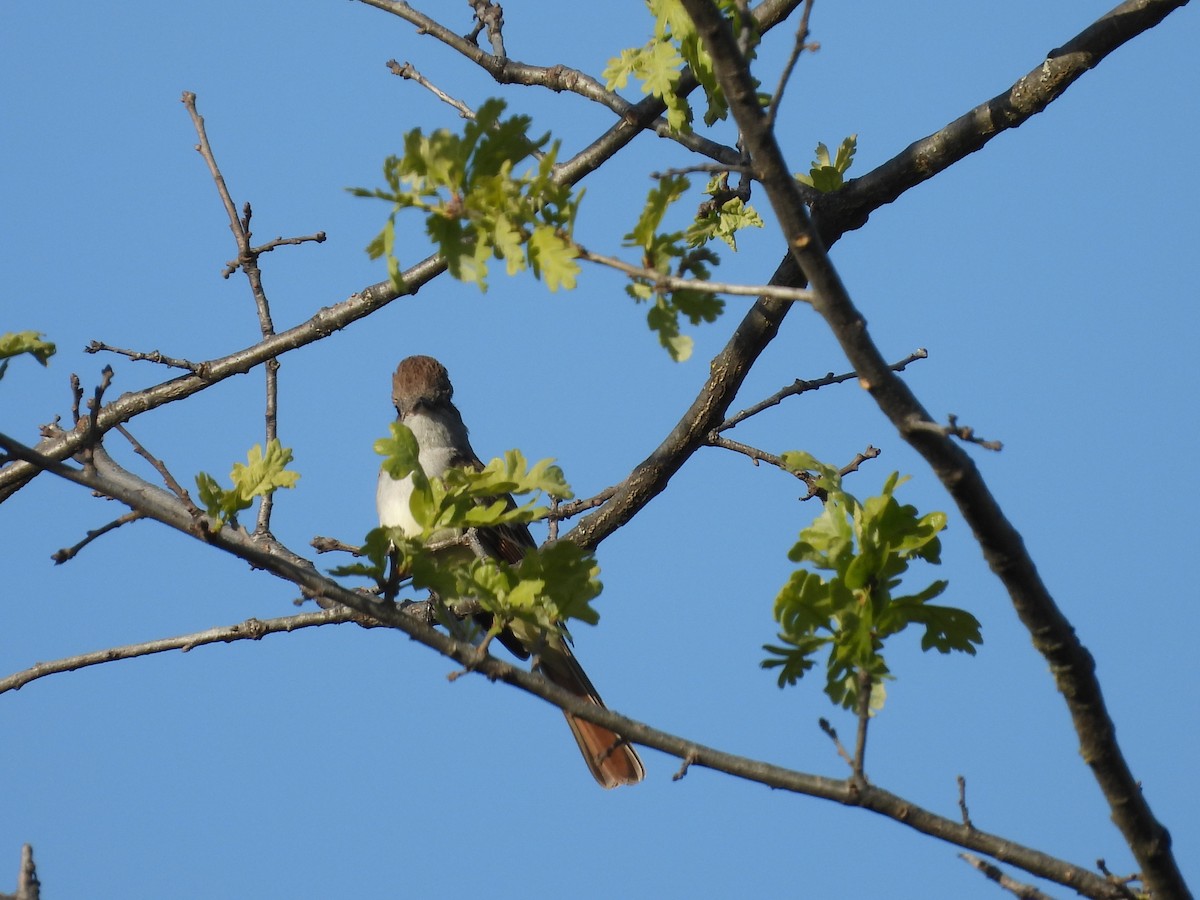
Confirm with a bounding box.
[223,232,326,278]
[718,349,927,432]
[959,854,1056,900]
[387,59,477,118]
[576,246,813,303]
[838,445,880,476]
[84,341,201,372]
[1095,860,1141,900]
[672,751,698,781]
[181,92,245,252]
[0,610,362,695]
[183,95,289,535]
[51,510,145,564]
[957,775,974,829]
[817,718,854,769]
[765,0,817,128]
[649,163,753,180]
[68,373,83,424]
[907,414,1003,452]
[79,367,114,465]
[548,487,617,521]
[466,0,506,57]
[851,667,871,780]
[311,536,364,555]
[115,424,197,509]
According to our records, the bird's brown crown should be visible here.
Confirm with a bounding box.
[391,355,453,416]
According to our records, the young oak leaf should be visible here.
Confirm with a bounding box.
[763,460,979,711]
[195,439,299,527]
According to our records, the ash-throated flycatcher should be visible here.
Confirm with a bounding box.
[376,355,645,788]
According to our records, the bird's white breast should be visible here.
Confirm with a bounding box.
[375,411,461,536]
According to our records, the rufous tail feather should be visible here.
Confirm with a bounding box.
[536,644,644,788]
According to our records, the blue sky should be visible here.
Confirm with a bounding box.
[2,2,1197,897]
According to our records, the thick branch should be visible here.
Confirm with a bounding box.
[0,431,1123,900]
[681,0,1191,897]
[818,0,1192,239]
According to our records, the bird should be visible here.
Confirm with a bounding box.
[375,355,645,788]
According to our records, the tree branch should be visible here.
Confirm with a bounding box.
[680,0,1192,896]
[817,0,1192,240]
[0,428,1125,899]
[0,609,361,695]
[356,0,805,169]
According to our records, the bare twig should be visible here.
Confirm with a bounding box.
[907,414,1003,452]
[51,510,145,564]
[85,341,201,372]
[704,438,880,496]
[115,424,196,509]
[957,775,974,829]
[649,163,753,180]
[764,0,816,128]
[851,667,871,781]
[548,487,617,521]
[466,0,505,58]
[838,445,880,476]
[672,751,698,781]
[387,59,477,118]
[224,231,326,278]
[311,536,364,555]
[959,853,1056,900]
[576,246,813,303]
[68,373,83,425]
[718,349,927,432]
[817,718,854,769]
[1096,860,1142,900]
[0,609,361,695]
[9,844,39,900]
[182,95,292,535]
[706,434,795,471]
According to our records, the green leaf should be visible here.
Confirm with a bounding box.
[627,175,690,250]
[374,421,422,481]
[686,195,764,251]
[764,459,975,711]
[194,471,249,526]
[353,99,585,299]
[646,299,692,362]
[795,134,858,193]
[230,439,300,500]
[527,225,579,292]
[0,331,56,379]
[195,439,300,528]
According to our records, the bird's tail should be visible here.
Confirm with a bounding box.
[536,642,645,789]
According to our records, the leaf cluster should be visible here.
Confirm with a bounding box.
[794,135,858,193]
[603,0,759,132]
[336,423,601,636]
[194,439,300,528]
[0,331,56,381]
[762,453,980,711]
[685,175,765,251]
[625,175,732,361]
[350,99,582,293]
